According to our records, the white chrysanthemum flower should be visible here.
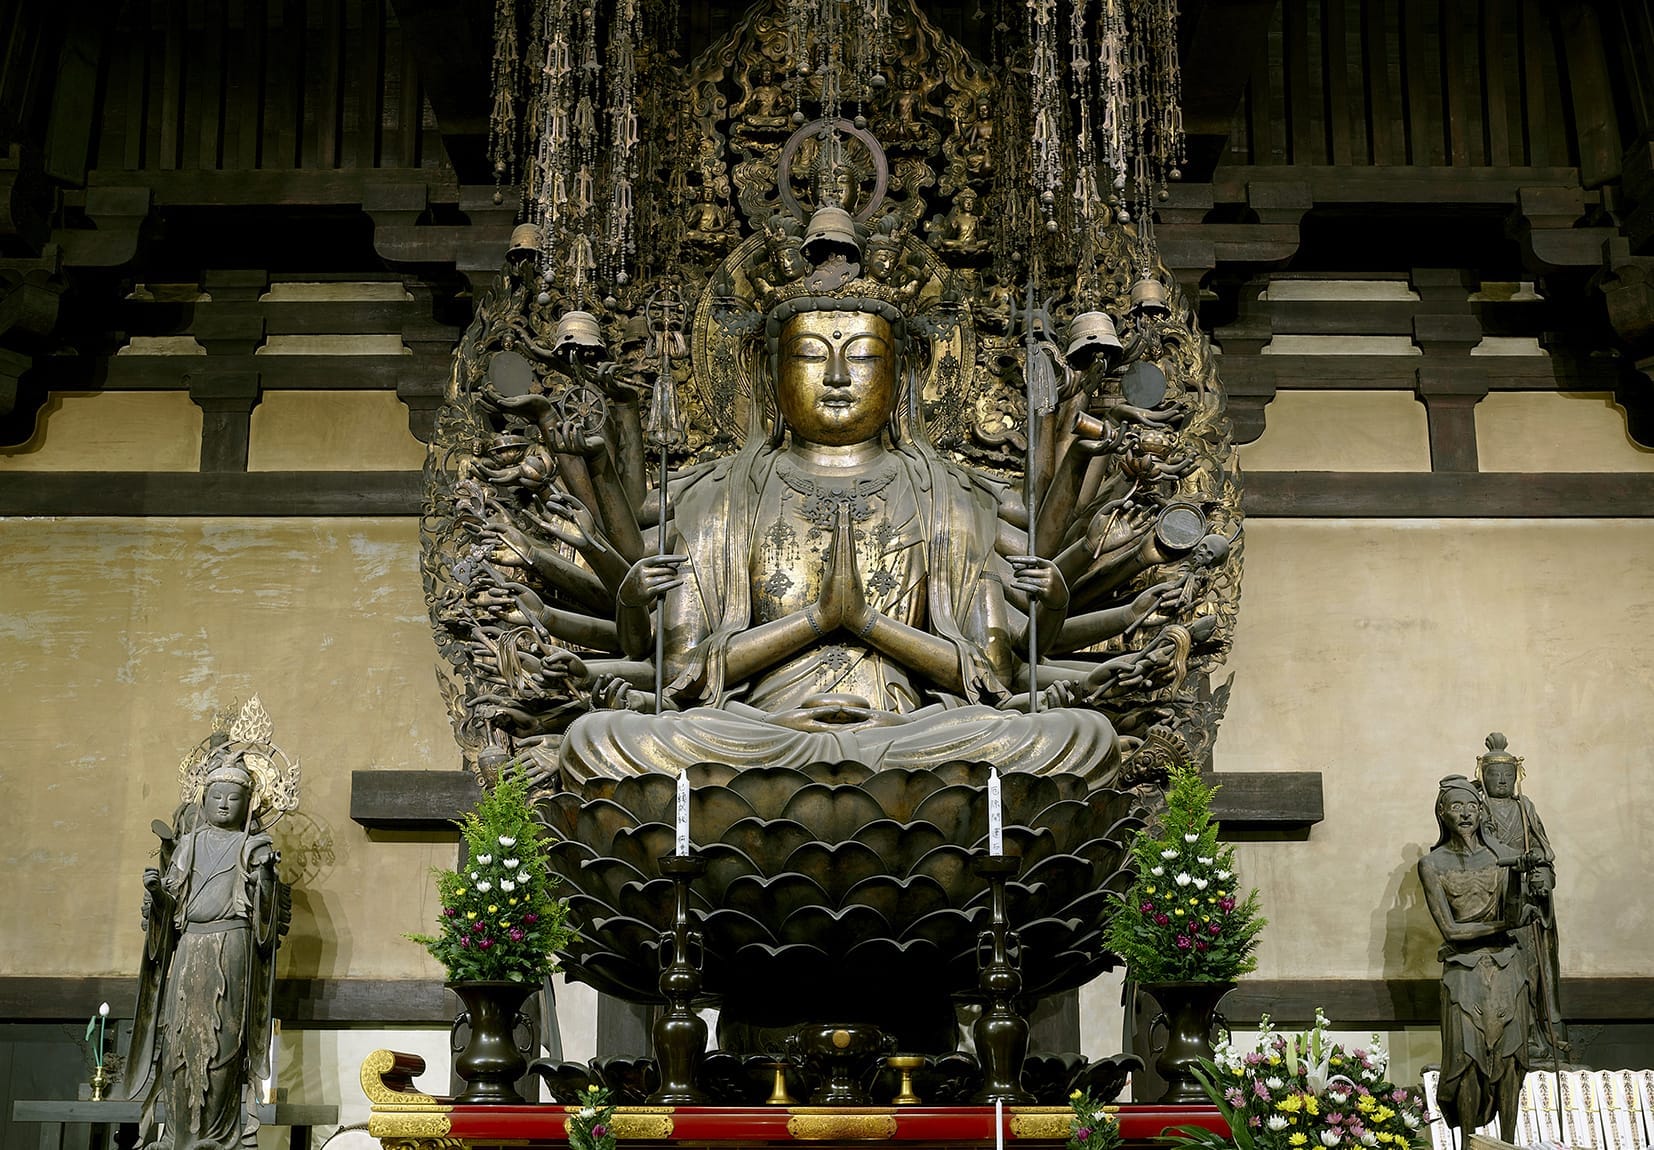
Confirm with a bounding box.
[470,872,480,881]
[1267,1117,1290,1132]
[1265,1077,1285,1090]
[1320,1132,1343,1146]
[1402,1113,1420,1129]
[1194,877,1209,890]
[1160,849,1178,859]
[477,853,493,865]
[1150,866,1164,876]
[1217,869,1233,880]
[580,1108,596,1120]
[1183,833,1198,843]
[503,858,520,869]
[500,879,516,892]
[1175,873,1192,887]
[1360,1134,1379,1146]
[1198,856,1214,865]
[499,835,517,847]
[476,880,492,893]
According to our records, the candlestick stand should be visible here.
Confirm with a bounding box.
[649,853,709,1104]
[971,853,1033,1104]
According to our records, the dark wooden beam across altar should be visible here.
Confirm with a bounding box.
[6,471,1653,519]
[5,975,1653,1028]
[348,769,1325,833]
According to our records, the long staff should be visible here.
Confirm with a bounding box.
[644,287,686,715]
[1022,279,1058,714]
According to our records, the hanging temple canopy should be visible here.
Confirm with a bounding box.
[421,0,1243,784]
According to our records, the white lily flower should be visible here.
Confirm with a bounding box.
[499,835,517,847]
[1267,1117,1290,1132]
[1175,872,1192,887]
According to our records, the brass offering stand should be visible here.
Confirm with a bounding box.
[970,854,1033,1104]
[649,853,709,1104]
[887,1054,925,1105]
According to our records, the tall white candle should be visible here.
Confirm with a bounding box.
[995,1099,1004,1150]
[987,768,1003,855]
[676,769,690,855]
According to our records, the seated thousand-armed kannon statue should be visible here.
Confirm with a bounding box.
[419,6,1243,792]
[415,0,1243,1052]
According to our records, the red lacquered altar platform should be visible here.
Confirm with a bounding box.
[362,1051,1229,1150]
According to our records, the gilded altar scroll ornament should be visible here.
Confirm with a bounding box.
[422,0,1237,789]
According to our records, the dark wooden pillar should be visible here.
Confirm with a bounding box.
[1415,366,1488,473]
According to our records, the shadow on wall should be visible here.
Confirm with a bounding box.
[1378,841,1436,982]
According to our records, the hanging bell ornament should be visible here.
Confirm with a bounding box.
[802,204,862,265]
[507,223,544,262]
[1065,310,1122,370]
[551,310,607,357]
[1130,274,1170,318]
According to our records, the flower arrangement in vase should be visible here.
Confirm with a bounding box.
[1068,1087,1124,1150]
[1172,1012,1428,1150]
[1109,764,1265,1102]
[408,764,574,1102]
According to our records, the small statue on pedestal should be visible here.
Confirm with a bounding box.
[1475,732,1570,1065]
[1418,774,1534,1143]
[124,698,298,1150]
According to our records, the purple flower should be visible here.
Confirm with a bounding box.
[1219,896,1236,913]
[1208,921,1222,935]
[1175,935,1192,950]
[458,936,470,948]
[443,907,459,917]
[523,913,539,924]
[1154,913,1170,926]
[1244,1052,1263,1066]
[591,1125,608,1139]
[509,928,525,942]
[1225,1087,1245,1107]
[1249,1117,1261,1129]
[478,937,493,949]
[1140,902,1155,914]
[1195,940,1208,951]
[1253,1079,1271,1100]
[1076,1128,1092,1141]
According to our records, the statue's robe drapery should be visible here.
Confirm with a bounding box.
[1482,792,1567,1059]
[1427,857,1534,1137]
[559,440,1119,781]
[137,824,276,1150]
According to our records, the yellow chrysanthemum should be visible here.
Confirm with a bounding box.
[1303,1097,1320,1116]
[1289,1134,1308,1146]
[1278,1096,1303,1113]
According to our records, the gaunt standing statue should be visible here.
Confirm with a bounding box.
[1476,732,1569,1064]
[126,700,297,1150]
[1418,774,1535,1142]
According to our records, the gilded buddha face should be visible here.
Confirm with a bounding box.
[777,310,897,447]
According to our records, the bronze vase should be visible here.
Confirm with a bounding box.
[449,980,535,1104]
[1138,980,1234,1105]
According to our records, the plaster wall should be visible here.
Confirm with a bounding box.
[1476,392,1654,472]
[0,392,202,470]
[1218,517,1654,980]
[247,391,428,471]
[1236,390,1433,472]
[0,516,454,982]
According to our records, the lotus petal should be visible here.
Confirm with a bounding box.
[780,784,886,842]
[576,798,643,854]
[798,760,875,786]
[538,791,586,839]
[724,871,830,926]
[907,843,976,902]
[779,902,890,954]
[608,822,678,875]
[723,766,813,819]
[1019,797,1090,848]
[911,785,984,846]
[843,872,948,923]
[611,772,681,828]
[689,786,760,840]
[782,840,885,902]
[701,905,779,951]
[687,761,743,789]
[545,839,599,885]
[718,815,813,869]
[577,855,651,910]
[998,772,1063,819]
[858,769,949,822]
[616,875,712,927]
[698,840,761,899]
